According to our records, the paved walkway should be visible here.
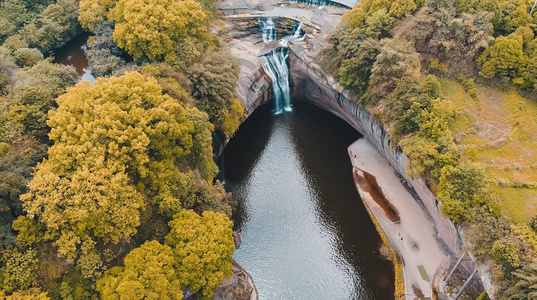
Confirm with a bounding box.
[348,139,450,299]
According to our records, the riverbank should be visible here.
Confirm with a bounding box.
[348,139,451,299]
[214,260,258,300]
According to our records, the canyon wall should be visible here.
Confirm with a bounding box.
[288,47,461,258]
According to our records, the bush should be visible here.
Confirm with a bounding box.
[491,239,520,272]
[370,38,421,97]
[478,36,528,82]
[418,75,441,98]
[0,142,10,157]
[463,78,478,99]
[12,48,43,67]
[0,249,39,293]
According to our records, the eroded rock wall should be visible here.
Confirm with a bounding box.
[236,65,271,116]
[289,48,461,259]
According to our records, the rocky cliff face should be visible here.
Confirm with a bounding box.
[236,65,271,117]
[289,47,461,256]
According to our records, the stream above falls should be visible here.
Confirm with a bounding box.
[223,101,395,299]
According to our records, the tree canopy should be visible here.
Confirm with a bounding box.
[165,210,234,299]
[97,241,183,300]
[108,0,210,63]
[19,72,218,260]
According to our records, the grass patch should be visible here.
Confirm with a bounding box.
[439,79,537,224]
[499,187,537,225]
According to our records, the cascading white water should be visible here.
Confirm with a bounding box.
[259,18,277,43]
[260,48,291,113]
[259,19,304,113]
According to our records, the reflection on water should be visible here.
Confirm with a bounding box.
[224,102,394,299]
[52,33,96,84]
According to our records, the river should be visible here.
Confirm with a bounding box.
[52,33,96,84]
[223,102,395,299]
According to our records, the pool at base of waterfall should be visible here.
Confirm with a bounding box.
[223,101,395,300]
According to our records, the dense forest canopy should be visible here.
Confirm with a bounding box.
[323,0,537,297]
[0,0,243,298]
[1,0,537,298]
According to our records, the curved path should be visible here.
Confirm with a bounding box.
[348,139,451,299]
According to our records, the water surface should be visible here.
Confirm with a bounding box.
[224,102,394,299]
[53,33,96,84]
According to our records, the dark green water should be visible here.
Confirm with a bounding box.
[223,102,395,299]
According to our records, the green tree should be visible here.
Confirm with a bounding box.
[437,163,489,223]
[418,74,441,98]
[361,0,391,15]
[456,0,501,27]
[45,72,199,208]
[498,0,532,34]
[389,0,417,19]
[7,86,55,138]
[59,268,99,300]
[491,239,520,272]
[108,0,210,63]
[20,72,218,258]
[340,7,366,29]
[504,261,537,299]
[12,48,43,67]
[186,47,240,127]
[365,8,394,39]
[479,36,528,83]
[15,0,80,52]
[223,99,244,136]
[97,241,182,300]
[0,288,50,300]
[337,38,381,95]
[400,134,439,177]
[79,0,118,32]
[165,210,234,299]
[183,107,219,181]
[370,38,421,97]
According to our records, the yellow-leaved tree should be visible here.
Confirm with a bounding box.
[19,72,218,261]
[165,210,234,299]
[97,240,183,300]
[108,0,209,63]
[78,0,118,31]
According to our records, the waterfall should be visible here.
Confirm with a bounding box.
[260,48,291,113]
[259,18,277,43]
[259,19,304,113]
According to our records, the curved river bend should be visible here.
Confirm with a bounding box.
[223,102,394,299]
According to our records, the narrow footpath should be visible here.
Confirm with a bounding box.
[348,139,451,299]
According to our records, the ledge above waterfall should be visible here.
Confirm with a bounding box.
[257,41,284,57]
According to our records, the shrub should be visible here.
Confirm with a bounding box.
[12,48,43,67]
[491,239,520,272]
